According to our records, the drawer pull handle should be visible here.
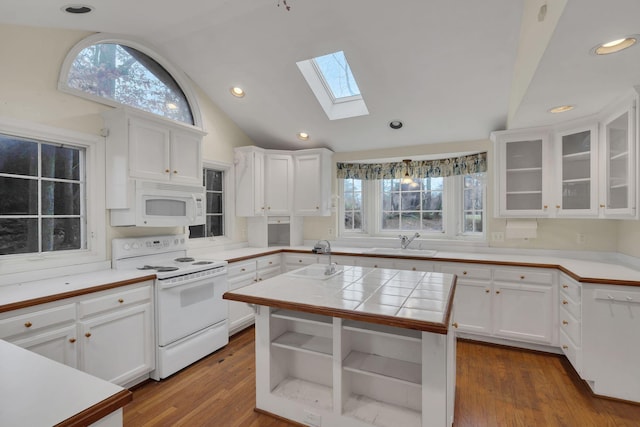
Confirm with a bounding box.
[241,268,246,272]
[562,300,568,305]
[543,205,548,209]
[485,289,490,293]
[299,260,303,263]
[173,170,178,174]
[496,290,501,294]
[258,278,262,281]
[69,338,76,344]
[165,169,170,173]
[118,298,124,303]
[562,345,568,350]
[85,332,92,338]
[562,320,569,325]
[374,265,378,268]
[556,205,561,209]
[452,322,459,328]
[269,261,273,265]
[600,204,605,208]
[24,321,32,328]
[412,267,416,271]
[462,271,467,275]
[562,284,569,289]
[520,275,525,280]
[316,206,319,209]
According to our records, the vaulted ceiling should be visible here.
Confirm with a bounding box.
[1,0,640,153]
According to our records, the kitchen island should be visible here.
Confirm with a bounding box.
[224,264,457,427]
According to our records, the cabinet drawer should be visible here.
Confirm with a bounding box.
[559,294,581,320]
[79,285,152,318]
[493,269,553,285]
[283,253,317,267]
[257,255,281,270]
[559,308,581,346]
[559,329,582,375]
[559,277,581,301]
[257,265,282,281]
[0,304,76,339]
[441,264,491,280]
[228,260,257,278]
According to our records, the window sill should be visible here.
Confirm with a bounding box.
[333,235,488,252]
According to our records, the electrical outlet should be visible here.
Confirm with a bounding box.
[491,232,504,242]
[303,410,321,427]
[576,233,586,244]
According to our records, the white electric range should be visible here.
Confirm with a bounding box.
[112,234,228,380]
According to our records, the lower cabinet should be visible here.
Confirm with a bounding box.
[256,307,455,427]
[0,281,155,387]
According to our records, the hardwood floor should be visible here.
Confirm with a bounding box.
[124,327,640,426]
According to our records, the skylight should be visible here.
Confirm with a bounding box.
[312,51,361,101]
[297,50,368,120]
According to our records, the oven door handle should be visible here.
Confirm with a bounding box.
[157,274,224,290]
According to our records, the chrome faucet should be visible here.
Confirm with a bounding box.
[312,240,336,275]
[399,232,420,249]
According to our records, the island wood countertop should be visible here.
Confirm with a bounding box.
[224,264,457,334]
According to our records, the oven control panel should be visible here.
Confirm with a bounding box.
[112,234,188,259]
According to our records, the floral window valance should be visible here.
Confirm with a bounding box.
[336,152,487,180]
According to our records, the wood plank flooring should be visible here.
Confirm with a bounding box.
[124,327,640,426]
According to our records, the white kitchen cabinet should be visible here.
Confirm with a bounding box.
[599,95,637,218]
[12,325,78,369]
[78,283,154,387]
[356,256,396,269]
[493,128,552,217]
[235,146,265,216]
[103,108,205,208]
[442,264,493,335]
[558,274,582,375]
[264,153,293,215]
[227,254,283,335]
[582,283,640,402]
[554,122,599,217]
[492,268,555,345]
[283,253,318,271]
[293,148,333,216]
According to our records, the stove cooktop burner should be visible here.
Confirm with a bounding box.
[193,261,214,265]
[137,265,180,272]
[175,257,195,262]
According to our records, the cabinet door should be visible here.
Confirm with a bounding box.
[264,154,292,215]
[170,129,202,184]
[452,281,492,334]
[12,325,78,369]
[129,118,171,181]
[554,124,598,217]
[228,265,258,335]
[80,303,154,386]
[494,131,551,217]
[235,148,265,216]
[293,152,329,216]
[600,100,636,217]
[492,282,553,344]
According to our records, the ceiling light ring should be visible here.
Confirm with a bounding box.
[591,35,639,55]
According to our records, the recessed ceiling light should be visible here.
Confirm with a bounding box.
[297,132,309,141]
[230,87,245,98]
[549,105,574,114]
[389,120,403,129]
[62,4,94,14]
[592,36,638,55]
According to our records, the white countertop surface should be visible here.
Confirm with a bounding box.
[225,264,455,330]
[0,340,126,427]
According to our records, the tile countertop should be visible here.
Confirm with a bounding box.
[0,339,131,426]
[224,265,456,334]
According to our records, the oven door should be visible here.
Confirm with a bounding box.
[156,271,228,347]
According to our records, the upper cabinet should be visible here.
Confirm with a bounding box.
[103,108,205,207]
[235,146,333,217]
[493,91,638,219]
[293,148,333,216]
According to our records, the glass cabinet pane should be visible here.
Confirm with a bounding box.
[607,112,629,209]
[561,130,591,210]
[505,139,543,211]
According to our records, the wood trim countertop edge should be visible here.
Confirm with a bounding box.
[55,389,132,427]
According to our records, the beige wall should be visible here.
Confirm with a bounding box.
[0,24,253,251]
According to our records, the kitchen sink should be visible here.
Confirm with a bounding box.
[286,264,344,280]
[365,248,437,257]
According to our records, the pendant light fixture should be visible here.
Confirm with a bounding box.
[401,159,414,185]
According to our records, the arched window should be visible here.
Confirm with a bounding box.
[59,34,201,126]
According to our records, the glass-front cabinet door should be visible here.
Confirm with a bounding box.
[600,98,636,218]
[554,124,598,217]
[493,130,551,217]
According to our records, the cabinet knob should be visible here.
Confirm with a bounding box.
[562,320,569,325]
[485,289,490,293]
[543,205,548,209]
[299,259,303,263]
[496,290,501,294]
[556,205,561,209]
[258,278,263,281]
[412,267,417,271]
[562,284,569,289]
[85,332,92,338]
[562,300,568,305]
[600,204,605,208]
[267,206,271,210]
[254,279,258,282]
[241,268,246,272]
[452,322,459,328]
[462,271,467,275]
[118,298,124,304]
[562,345,569,350]
[374,265,379,268]
[69,338,76,344]
[173,170,178,174]
[165,169,170,173]
[24,321,32,328]
[316,206,319,209]
[520,275,525,280]
[268,261,273,265]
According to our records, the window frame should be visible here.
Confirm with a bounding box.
[0,117,107,284]
[187,160,236,248]
[338,173,486,242]
[58,33,203,128]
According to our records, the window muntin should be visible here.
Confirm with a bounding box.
[381,178,444,232]
[312,51,362,101]
[189,168,224,238]
[343,178,363,232]
[0,134,85,255]
[66,43,193,124]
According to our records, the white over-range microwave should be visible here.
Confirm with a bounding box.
[110,180,206,227]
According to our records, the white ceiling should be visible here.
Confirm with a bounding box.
[1,0,640,153]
